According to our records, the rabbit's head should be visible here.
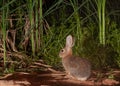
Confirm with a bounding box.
[59,35,75,58]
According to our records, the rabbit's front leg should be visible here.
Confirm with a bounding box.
[65,71,75,79]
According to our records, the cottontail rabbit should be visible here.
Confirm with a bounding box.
[59,35,91,81]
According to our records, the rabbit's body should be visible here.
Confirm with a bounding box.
[62,56,91,81]
[59,35,91,81]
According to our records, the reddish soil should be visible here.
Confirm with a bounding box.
[0,69,120,86]
[0,60,120,86]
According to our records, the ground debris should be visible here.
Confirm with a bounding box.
[0,60,120,86]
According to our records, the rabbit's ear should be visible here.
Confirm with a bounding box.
[66,35,75,48]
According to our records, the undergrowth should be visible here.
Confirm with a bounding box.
[0,0,120,73]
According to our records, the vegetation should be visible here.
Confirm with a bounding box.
[0,0,120,74]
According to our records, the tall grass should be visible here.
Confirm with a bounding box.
[39,0,43,51]
[69,0,82,51]
[95,0,106,45]
[35,0,39,52]
[68,0,89,53]
[26,0,43,56]
[1,0,9,68]
[27,0,35,56]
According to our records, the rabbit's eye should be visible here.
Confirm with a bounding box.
[61,49,65,53]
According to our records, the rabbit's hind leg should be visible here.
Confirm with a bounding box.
[77,77,87,81]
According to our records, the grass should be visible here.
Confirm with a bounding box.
[1,0,8,68]
[27,0,35,56]
[95,0,106,45]
[0,0,120,73]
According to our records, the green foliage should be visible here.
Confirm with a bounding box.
[1,0,9,68]
[106,21,120,67]
[0,0,120,72]
[95,0,106,45]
